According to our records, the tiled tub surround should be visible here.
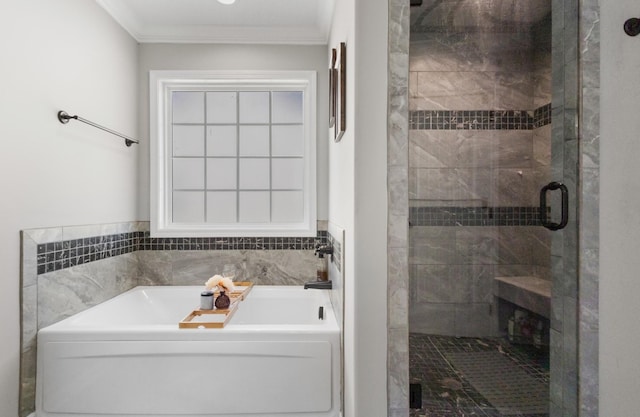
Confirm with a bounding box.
[409,15,552,338]
[20,221,330,417]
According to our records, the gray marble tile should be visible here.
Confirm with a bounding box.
[580,168,599,246]
[495,264,537,278]
[494,168,549,207]
[21,232,37,288]
[579,329,598,417]
[455,228,498,265]
[494,71,534,110]
[37,255,138,329]
[389,167,408,217]
[496,131,534,168]
[454,303,494,337]
[414,265,471,304]
[409,302,456,336]
[137,250,173,285]
[469,264,495,303]
[415,71,495,110]
[245,250,316,285]
[388,247,408,330]
[533,124,551,167]
[22,227,62,244]
[409,226,456,265]
[456,130,497,168]
[409,130,456,169]
[388,328,409,409]
[533,65,552,107]
[409,39,460,72]
[408,71,418,102]
[497,227,541,266]
[21,284,37,349]
[581,91,600,169]
[389,214,408,249]
[170,251,232,285]
[20,343,36,417]
[549,328,563,407]
[413,166,493,205]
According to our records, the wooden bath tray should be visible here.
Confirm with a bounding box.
[179,282,253,329]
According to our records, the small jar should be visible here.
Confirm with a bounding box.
[200,290,214,310]
[215,290,231,310]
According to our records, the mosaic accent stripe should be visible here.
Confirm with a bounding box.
[410,206,549,227]
[36,231,328,275]
[328,231,342,273]
[409,103,552,130]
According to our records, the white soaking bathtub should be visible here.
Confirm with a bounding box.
[36,286,340,417]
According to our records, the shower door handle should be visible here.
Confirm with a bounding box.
[539,182,569,231]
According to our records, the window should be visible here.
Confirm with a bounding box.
[150,71,317,237]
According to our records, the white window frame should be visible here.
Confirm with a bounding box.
[150,70,317,237]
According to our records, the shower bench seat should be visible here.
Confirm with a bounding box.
[493,276,551,319]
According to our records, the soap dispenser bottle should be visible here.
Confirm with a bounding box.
[317,252,328,282]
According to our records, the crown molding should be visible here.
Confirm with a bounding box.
[96,0,332,45]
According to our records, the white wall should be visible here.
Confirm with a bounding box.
[600,1,640,415]
[0,1,138,415]
[328,0,388,415]
[137,44,328,222]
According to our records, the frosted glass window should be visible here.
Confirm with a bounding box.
[206,92,237,123]
[272,125,304,156]
[239,159,270,189]
[239,92,269,123]
[272,191,304,223]
[206,192,237,223]
[207,159,237,189]
[173,158,204,189]
[239,126,270,156]
[207,126,237,157]
[172,92,204,124]
[151,70,316,237]
[173,191,205,223]
[272,158,304,189]
[239,192,270,222]
[272,91,303,123]
[173,125,204,157]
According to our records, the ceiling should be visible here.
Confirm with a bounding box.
[96,0,335,44]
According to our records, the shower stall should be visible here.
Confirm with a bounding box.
[407,1,579,415]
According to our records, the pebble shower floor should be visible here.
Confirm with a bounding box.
[409,334,550,417]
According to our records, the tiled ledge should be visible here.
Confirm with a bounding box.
[493,276,551,319]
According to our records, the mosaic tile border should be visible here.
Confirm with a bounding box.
[410,206,549,227]
[409,103,552,131]
[328,231,342,273]
[36,231,328,275]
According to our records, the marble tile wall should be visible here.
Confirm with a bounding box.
[577,0,600,415]
[408,15,552,338]
[388,0,410,416]
[20,221,325,417]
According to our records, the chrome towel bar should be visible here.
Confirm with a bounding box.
[57,110,139,147]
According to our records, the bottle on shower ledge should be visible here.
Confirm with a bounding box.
[317,252,328,282]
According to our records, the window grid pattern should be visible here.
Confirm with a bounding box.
[171,90,305,225]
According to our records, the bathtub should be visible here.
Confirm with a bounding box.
[36,286,340,417]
